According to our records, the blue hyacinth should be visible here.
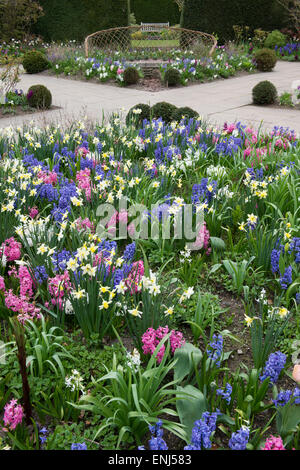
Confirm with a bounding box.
[260,351,286,384]
[228,427,250,450]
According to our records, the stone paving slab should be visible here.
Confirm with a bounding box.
[0,61,300,133]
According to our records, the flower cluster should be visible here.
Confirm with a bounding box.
[138,420,168,450]
[3,399,24,431]
[260,351,286,384]
[228,426,250,450]
[184,411,219,450]
[142,326,185,363]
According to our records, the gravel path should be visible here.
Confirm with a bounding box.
[1,61,300,132]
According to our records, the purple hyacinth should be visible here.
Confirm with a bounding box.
[260,351,286,384]
[271,249,281,274]
[229,427,250,450]
[273,389,293,407]
[216,383,232,404]
[138,420,168,450]
[279,266,292,290]
[184,411,219,450]
[71,442,87,450]
[207,334,223,367]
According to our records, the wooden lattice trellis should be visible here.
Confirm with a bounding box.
[84,26,217,57]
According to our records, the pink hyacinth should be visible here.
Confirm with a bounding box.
[189,222,211,254]
[29,206,39,219]
[142,326,185,363]
[0,237,21,262]
[37,170,58,185]
[18,265,34,298]
[106,210,129,237]
[48,271,72,309]
[0,276,5,291]
[125,260,144,294]
[76,168,92,201]
[76,217,95,233]
[3,399,24,431]
[75,146,90,158]
[4,290,41,324]
[262,436,285,450]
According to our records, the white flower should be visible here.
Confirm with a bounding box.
[65,369,84,392]
[126,348,141,371]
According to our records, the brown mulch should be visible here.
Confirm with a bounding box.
[0,105,60,119]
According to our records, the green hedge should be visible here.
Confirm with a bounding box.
[33,0,128,42]
[182,0,286,42]
[131,0,180,25]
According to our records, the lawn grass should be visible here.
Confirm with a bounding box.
[131,39,179,48]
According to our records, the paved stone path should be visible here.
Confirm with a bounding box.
[1,61,300,132]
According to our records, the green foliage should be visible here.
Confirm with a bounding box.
[76,336,186,448]
[123,66,140,86]
[182,0,285,42]
[230,366,272,421]
[151,101,177,123]
[46,422,100,450]
[264,30,287,49]
[254,48,277,72]
[26,84,52,109]
[279,92,294,107]
[164,67,181,86]
[252,80,277,105]
[33,0,128,42]
[185,291,227,344]
[176,384,208,443]
[22,51,49,74]
[250,314,290,369]
[172,106,199,121]
[25,315,73,378]
[131,0,180,25]
[276,402,300,447]
[210,257,255,294]
[126,103,151,127]
[0,0,43,41]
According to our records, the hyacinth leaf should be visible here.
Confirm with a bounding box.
[286,278,300,301]
[176,384,207,443]
[210,237,226,252]
[276,404,300,440]
[174,342,202,382]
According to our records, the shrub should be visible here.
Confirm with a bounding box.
[151,102,177,123]
[252,80,277,105]
[126,103,151,126]
[164,68,181,86]
[123,67,140,86]
[22,51,49,74]
[172,106,199,121]
[264,29,286,49]
[254,48,277,72]
[26,84,52,109]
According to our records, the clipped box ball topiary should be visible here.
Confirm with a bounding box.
[126,103,151,127]
[151,102,177,123]
[254,48,277,72]
[27,85,52,109]
[264,30,286,50]
[22,51,50,74]
[123,67,140,85]
[252,80,277,105]
[172,106,199,121]
[164,68,181,87]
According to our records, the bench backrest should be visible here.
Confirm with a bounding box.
[140,22,169,32]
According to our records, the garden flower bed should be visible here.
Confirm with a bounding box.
[0,111,299,451]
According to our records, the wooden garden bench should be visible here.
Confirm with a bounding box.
[140,23,169,32]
